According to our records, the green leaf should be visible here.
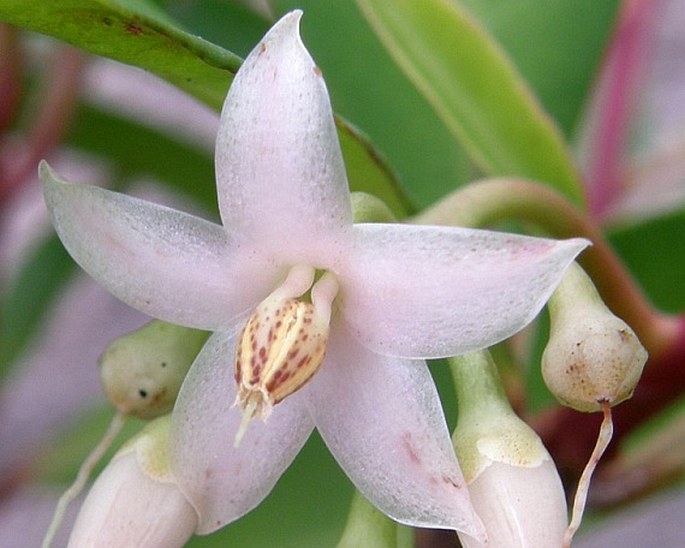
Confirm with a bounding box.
[1,0,413,216]
[0,0,241,109]
[274,0,476,208]
[457,0,620,137]
[357,0,585,205]
[162,0,271,59]
[337,117,414,216]
[609,209,685,314]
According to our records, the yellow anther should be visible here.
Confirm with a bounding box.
[232,269,338,446]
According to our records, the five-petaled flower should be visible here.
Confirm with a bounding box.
[41,11,587,542]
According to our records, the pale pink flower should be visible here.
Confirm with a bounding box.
[42,11,587,541]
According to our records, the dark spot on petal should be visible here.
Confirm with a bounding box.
[401,432,421,465]
[442,475,462,489]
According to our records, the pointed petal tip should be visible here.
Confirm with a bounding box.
[40,160,70,216]
[37,158,50,178]
[215,5,352,248]
[38,159,62,189]
[259,10,304,52]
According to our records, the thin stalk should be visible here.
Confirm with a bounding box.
[42,412,126,548]
[563,401,614,547]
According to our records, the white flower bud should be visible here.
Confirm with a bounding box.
[452,351,567,548]
[461,459,567,548]
[542,263,647,412]
[68,416,198,548]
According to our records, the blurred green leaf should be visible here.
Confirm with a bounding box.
[609,209,685,313]
[457,0,620,137]
[1,1,414,217]
[0,234,75,377]
[68,104,219,214]
[0,0,241,109]
[358,0,585,205]
[273,0,477,208]
[161,0,270,58]
[337,118,414,216]
[185,432,352,547]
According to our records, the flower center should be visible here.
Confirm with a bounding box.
[233,265,338,446]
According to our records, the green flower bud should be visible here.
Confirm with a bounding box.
[98,321,209,419]
[542,263,647,412]
[337,491,412,548]
[350,192,397,223]
[451,351,567,548]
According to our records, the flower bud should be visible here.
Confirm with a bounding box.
[68,415,198,547]
[451,351,567,548]
[99,321,209,419]
[337,490,412,548]
[542,262,647,412]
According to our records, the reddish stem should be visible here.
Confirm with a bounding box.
[0,24,22,135]
[0,46,87,206]
[415,178,684,479]
[584,0,659,218]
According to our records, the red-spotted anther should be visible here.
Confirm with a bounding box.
[233,265,338,446]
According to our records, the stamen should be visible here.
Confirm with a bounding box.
[233,267,338,443]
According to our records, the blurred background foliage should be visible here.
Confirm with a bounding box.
[1,0,685,546]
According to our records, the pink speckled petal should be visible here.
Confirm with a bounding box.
[215,11,352,264]
[41,162,281,330]
[340,223,589,358]
[306,325,486,540]
[169,329,314,533]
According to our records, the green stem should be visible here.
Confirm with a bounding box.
[337,491,413,548]
[413,178,678,357]
[450,350,511,419]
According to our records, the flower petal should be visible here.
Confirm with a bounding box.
[169,329,315,534]
[41,162,280,330]
[340,223,588,358]
[215,11,352,261]
[306,325,486,540]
